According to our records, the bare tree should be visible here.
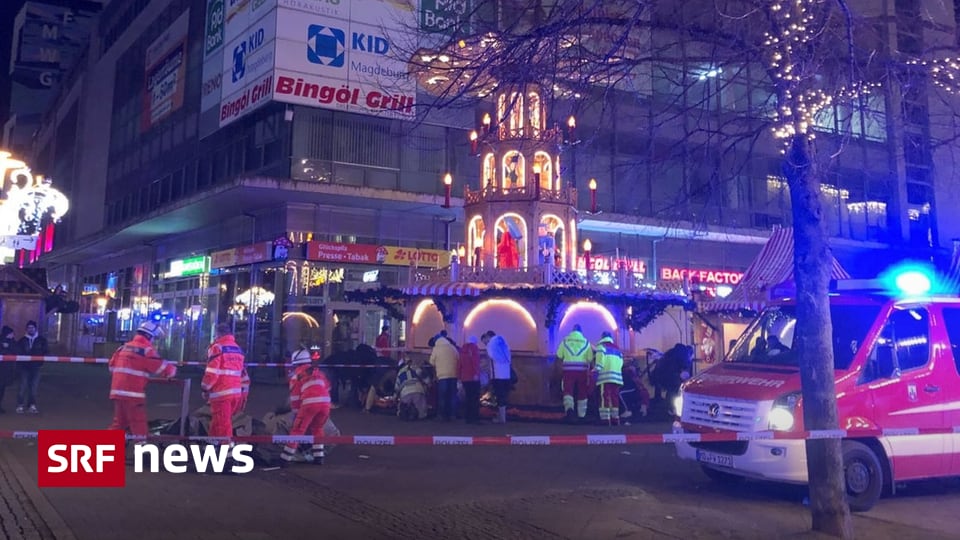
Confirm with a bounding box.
[390,0,957,537]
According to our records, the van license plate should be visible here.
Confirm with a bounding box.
[697,450,734,468]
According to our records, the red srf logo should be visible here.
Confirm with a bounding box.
[38,430,126,487]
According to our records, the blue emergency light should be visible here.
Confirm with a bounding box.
[832,262,940,298]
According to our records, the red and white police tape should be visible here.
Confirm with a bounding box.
[2,428,959,445]
[0,355,395,368]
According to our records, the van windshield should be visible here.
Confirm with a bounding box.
[727,304,882,369]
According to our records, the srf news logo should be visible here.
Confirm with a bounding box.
[37,430,255,487]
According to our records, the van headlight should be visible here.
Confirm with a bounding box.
[672,393,684,418]
[767,391,801,431]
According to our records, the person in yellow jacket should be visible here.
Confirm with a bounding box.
[594,331,624,426]
[556,324,593,422]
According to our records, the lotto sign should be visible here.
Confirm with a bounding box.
[37,430,255,487]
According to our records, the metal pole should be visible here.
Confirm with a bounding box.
[179,378,191,437]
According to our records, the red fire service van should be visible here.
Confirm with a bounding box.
[674,267,960,511]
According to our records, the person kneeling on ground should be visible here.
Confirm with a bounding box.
[395,357,431,420]
[281,353,332,466]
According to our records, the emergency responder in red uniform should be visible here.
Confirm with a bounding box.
[108,321,176,437]
[202,323,247,439]
[281,351,332,465]
[556,324,592,422]
[594,332,624,426]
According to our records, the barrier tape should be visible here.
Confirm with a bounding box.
[0,355,398,369]
[2,428,959,445]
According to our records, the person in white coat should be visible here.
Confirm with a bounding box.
[481,330,512,424]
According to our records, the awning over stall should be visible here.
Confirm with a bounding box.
[400,282,488,297]
[704,227,851,313]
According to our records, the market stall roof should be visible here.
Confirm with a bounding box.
[400,282,489,297]
[704,227,851,313]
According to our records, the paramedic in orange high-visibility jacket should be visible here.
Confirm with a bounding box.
[108,321,176,437]
[202,323,247,439]
[281,353,332,466]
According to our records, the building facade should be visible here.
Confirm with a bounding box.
[25,0,960,362]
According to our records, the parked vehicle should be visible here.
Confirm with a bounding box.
[674,269,960,511]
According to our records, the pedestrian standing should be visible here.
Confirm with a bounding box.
[281,353,332,466]
[429,331,459,421]
[16,320,48,414]
[202,323,247,440]
[556,324,592,422]
[375,324,392,359]
[594,332,624,426]
[0,326,17,413]
[481,330,512,424]
[458,336,482,424]
[108,321,177,437]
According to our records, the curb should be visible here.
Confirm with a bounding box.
[0,443,78,540]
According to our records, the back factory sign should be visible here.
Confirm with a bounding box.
[0,151,70,257]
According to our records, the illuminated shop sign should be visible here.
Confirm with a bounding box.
[659,266,744,286]
[575,255,647,279]
[306,241,451,268]
[166,256,211,277]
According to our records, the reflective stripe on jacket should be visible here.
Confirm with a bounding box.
[556,330,591,370]
[594,338,624,386]
[108,334,176,401]
[202,336,246,402]
[289,364,331,413]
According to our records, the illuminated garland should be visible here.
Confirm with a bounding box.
[346,285,693,332]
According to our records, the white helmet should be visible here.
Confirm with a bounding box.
[137,321,165,340]
[290,348,312,366]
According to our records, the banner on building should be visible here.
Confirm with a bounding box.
[210,241,274,268]
[271,0,419,120]
[142,10,191,132]
[307,241,450,268]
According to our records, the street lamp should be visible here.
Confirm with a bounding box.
[442,172,453,208]
[469,130,478,155]
[482,113,491,135]
[588,178,597,213]
[566,116,576,144]
[458,245,466,259]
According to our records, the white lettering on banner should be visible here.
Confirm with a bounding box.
[662,433,701,443]
[272,435,315,444]
[278,0,347,18]
[350,60,410,81]
[510,436,550,445]
[882,428,920,436]
[587,434,627,445]
[47,444,115,473]
[353,436,395,445]
[736,431,774,441]
[274,73,414,116]
[220,73,274,126]
[432,436,473,445]
[695,373,786,389]
[133,443,254,474]
[807,430,846,440]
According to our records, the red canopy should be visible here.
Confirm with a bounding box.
[704,227,851,312]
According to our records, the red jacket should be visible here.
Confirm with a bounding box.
[108,334,176,401]
[458,342,481,382]
[202,335,248,402]
[289,364,331,413]
[375,332,391,357]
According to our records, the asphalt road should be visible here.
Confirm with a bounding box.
[0,364,957,539]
